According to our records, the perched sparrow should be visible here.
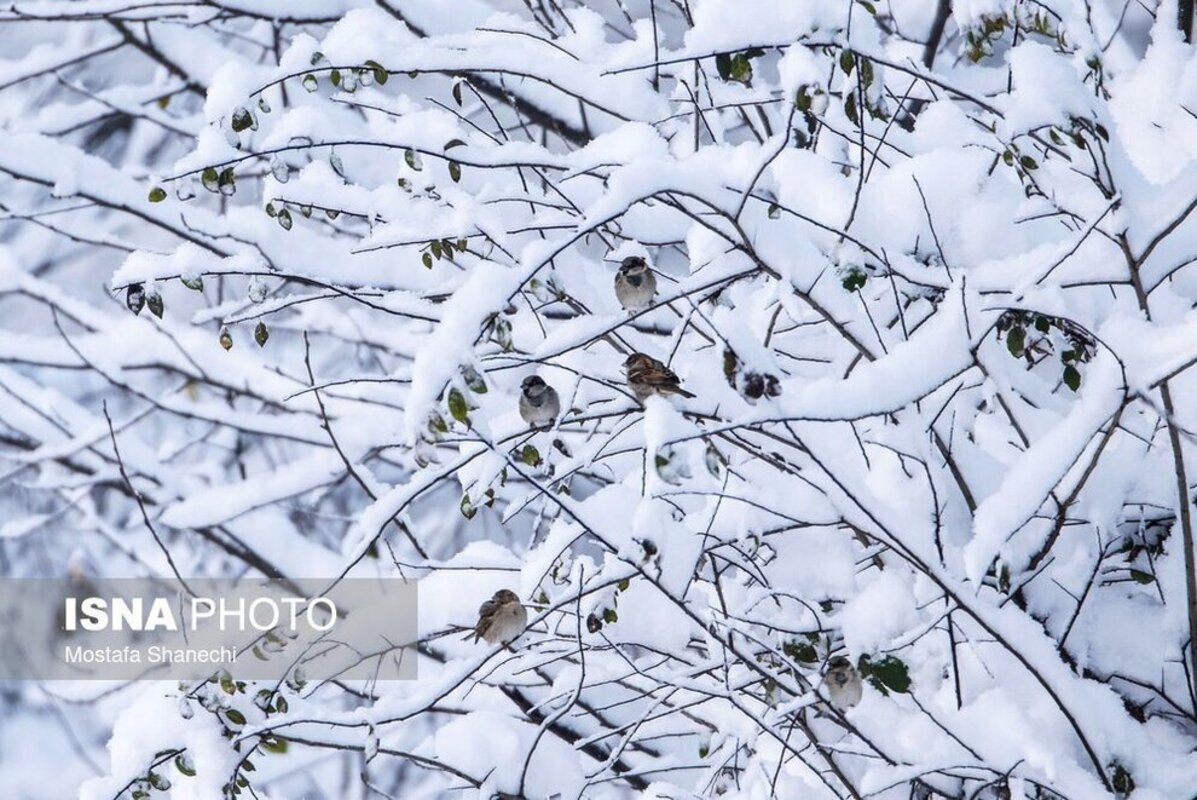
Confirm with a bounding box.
[519,375,560,430]
[472,589,528,644]
[624,352,695,401]
[823,656,863,711]
[614,256,657,312]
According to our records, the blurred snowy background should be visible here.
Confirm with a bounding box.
[3,0,1197,798]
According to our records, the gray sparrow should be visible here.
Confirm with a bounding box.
[518,375,560,430]
[823,656,863,711]
[624,352,695,400]
[472,589,528,644]
[614,256,657,312]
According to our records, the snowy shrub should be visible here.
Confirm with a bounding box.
[2,0,1197,797]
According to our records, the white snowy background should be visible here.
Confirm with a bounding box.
[2,0,1197,798]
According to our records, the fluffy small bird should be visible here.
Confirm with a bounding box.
[624,352,695,401]
[823,656,863,711]
[614,256,657,312]
[472,589,528,645]
[518,375,560,430]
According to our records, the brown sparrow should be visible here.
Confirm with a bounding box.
[624,352,695,400]
[518,375,560,430]
[614,256,657,312]
[823,656,863,711]
[472,589,528,644]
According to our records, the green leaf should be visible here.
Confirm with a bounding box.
[783,640,818,663]
[219,327,233,351]
[447,388,469,423]
[796,86,812,111]
[729,53,752,83]
[302,73,318,92]
[492,316,513,351]
[444,139,466,150]
[274,696,288,713]
[859,58,874,87]
[1063,364,1081,392]
[1006,325,1026,357]
[404,149,422,171]
[254,322,269,348]
[260,736,288,754]
[224,709,247,726]
[1112,763,1134,794]
[704,442,724,477]
[421,252,433,269]
[462,366,487,393]
[460,494,477,520]
[452,81,464,105]
[201,167,220,192]
[218,167,236,196]
[521,445,541,467]
[180,274,204,291]
[858,0,877,14]
[230,107,253,132]
[840,50,855,76]
[448,161,461,182]
[602,607,618,624]
[147,292,164,319]
[617,578,630,592]
[715,52,732,81]
[767,203,780,219]
[174,754,196,778]
[148,187,167,203]
[860,655,911,694]
[365,59,388,85]
[1020,155,1038,171]
[1035,315,1051,333]
[126,284,146,315]
[841,267,867,292]
[844,92,858,125]
[1130,568,1154,584]
[329,69,341,87]
[277,208,293,231]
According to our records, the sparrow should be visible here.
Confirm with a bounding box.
[624,352,695,401]
[472,589,528,645]
[518,375,560,430]
[614,256,657,312]
[823,656,863,711]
